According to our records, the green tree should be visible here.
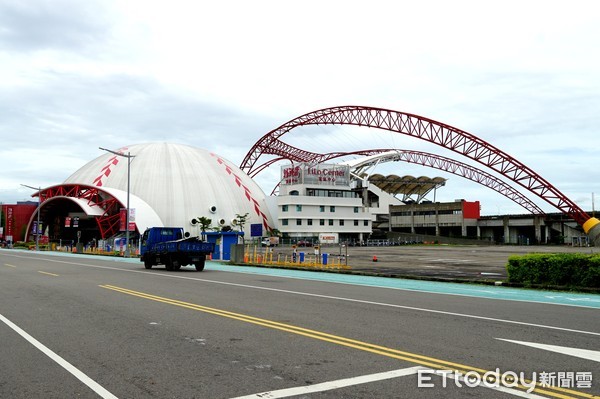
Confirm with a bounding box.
[233,213,249,243]
[195,217,212,240]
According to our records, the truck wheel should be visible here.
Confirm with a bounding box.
[195,258,205,271]
[144,259,153,269]
[165,259,174,271]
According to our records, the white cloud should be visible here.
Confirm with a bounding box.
[0,0,598,219]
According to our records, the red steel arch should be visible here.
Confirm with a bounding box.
[241,106,589,226]
[27,184,128,240]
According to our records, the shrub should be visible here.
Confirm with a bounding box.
[507,253,600,288]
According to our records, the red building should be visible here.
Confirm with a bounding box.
[1,202,38,243]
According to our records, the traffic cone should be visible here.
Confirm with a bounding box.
[372,255,378,262]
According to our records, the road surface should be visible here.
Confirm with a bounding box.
[1,249,598,398]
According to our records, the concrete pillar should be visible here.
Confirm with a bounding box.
[435,203,440,236]
[534,216,542,244]
[503,216,510,244]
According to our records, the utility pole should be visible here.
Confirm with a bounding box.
[99,147,135,257]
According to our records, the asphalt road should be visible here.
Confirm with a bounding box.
[1,248,599,398]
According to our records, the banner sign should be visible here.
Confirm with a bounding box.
[281,163,350,186]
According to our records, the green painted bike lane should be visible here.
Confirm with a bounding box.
[210,263,600,309]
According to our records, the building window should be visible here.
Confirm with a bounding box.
[296,219,302,226]
[329,219,334,226]
[354,207,359,213]
[290,190,299,196]
[354,220,359,226]
[320,219,325,226]
[364,220,369,226]
[282,219,288,226]
[282,205,288,212]
[339,220,344,226]
[320,205,325,212]
[296,205,302,212]
[330,206,335,212]
[307,219,313,226]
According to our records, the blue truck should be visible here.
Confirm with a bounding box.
[140,227,215,271]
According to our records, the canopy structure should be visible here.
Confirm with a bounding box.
[367,174,446,203]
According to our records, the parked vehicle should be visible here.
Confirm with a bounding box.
[140,227,215,271]
[261,237,280,247]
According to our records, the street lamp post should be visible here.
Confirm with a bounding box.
[21,184,41,251]
[99,147,135,257]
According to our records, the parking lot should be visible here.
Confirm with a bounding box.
[263,243,598,281]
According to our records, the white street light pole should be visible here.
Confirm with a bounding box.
[21,184,41,251]
[99,147,135,257]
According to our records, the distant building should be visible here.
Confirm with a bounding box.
[275,163,371,243]
[1,201,38,243]
[390,199,481,237]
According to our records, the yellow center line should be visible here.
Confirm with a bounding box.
[100,284,597,399]
[38,271,59,277]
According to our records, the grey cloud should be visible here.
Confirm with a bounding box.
[0,0,112,52]
[0,69,281,166]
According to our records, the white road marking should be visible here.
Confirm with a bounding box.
[497,338,600,363]
[230,366,423,398]
[5,254,600,337]
[0,313,118,399]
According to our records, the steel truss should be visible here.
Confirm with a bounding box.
[241,106,588,225]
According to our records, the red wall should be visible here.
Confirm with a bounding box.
[462,200,481,219]
[1,202,37,243]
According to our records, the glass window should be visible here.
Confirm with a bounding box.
[364,220,369,226]
[282,205,288,212]
[354,207,359,213]
[319,219,325,226]
[296,219,302,226]
[307,219,313,226]
[296,205,302,212]
[330,206,335,212]
[354,220,359,226]
[339,220,344,226]
[329,219,334,226]
[282,219,288,226]
[319,205,325,212]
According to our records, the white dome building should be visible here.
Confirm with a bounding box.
[31,143,274,244]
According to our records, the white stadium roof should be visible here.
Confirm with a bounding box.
[63,143,274,234]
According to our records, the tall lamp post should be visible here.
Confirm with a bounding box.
[21,184,41,251]
[99,147,135,257]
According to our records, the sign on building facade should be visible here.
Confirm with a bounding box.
[281,163,350,186]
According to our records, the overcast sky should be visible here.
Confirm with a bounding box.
[1,0,598,217]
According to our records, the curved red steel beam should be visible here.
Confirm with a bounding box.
[241,106,589,226]
[28,184,128,240]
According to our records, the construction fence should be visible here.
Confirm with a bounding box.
[243,245,351,270]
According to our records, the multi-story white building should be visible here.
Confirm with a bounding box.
[275,163,372,243]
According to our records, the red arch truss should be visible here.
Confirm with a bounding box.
[35,184,125,239]
[241,106,589,226]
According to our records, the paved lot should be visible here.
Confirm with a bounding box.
[269,244,598,281]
